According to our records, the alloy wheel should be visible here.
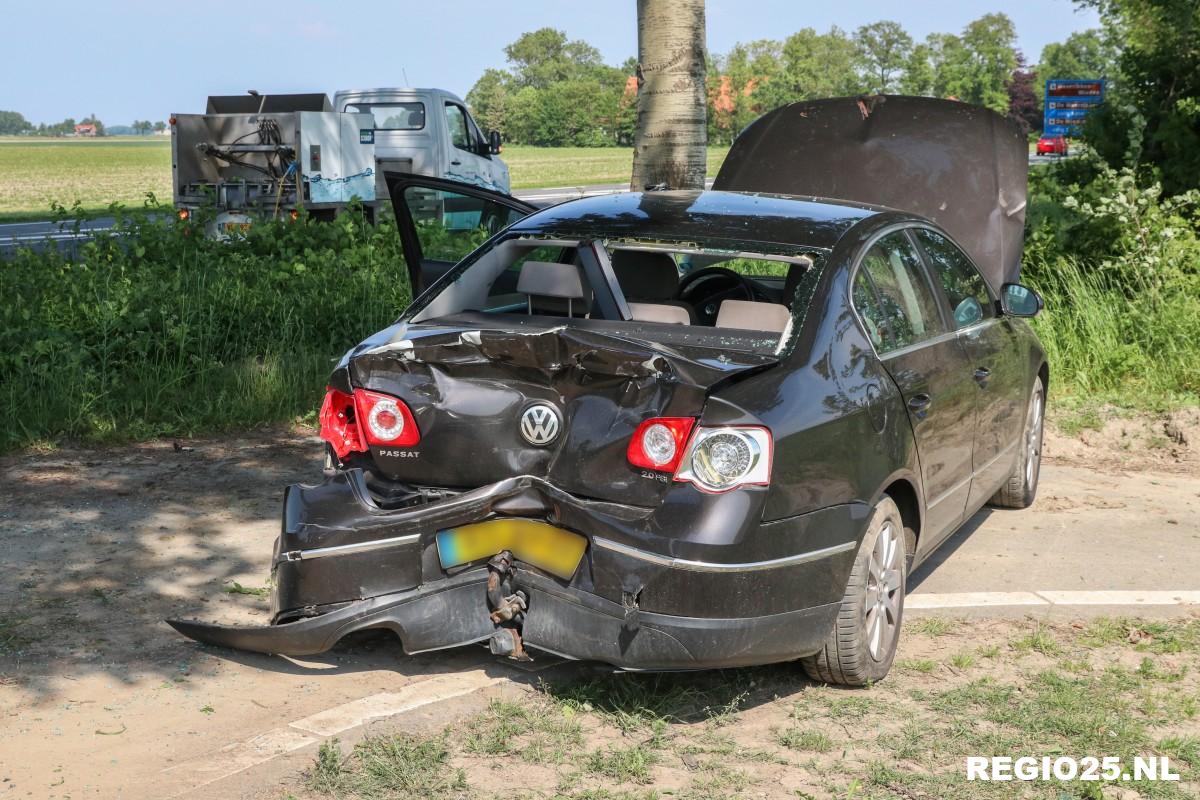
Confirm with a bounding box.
[864,520,903,660]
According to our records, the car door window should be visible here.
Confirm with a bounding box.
[852,270,887,349]
[466,111,488,158]
[443,103,471,151]
[913,228,995,329]
[855,231,947,353]
[403,186,525,263]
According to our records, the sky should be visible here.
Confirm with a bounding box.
[1,0,1100,126]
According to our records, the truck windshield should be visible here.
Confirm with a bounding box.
[346,102,425,130]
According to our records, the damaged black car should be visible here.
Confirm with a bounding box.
[170,96,1048,685]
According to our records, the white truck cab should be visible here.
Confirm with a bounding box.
[333,88,510,200]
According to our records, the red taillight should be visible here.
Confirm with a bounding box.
[353,388,420,447]
[177,208,190,221]
[627,417,696,473]
[318,387,364,458]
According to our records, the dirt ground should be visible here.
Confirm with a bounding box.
[1,410,1197,799]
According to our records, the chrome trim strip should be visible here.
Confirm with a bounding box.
[282,532,422,562]
[592,537,856,572]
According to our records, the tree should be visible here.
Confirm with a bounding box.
[899,43,936,95]
[960,14,1020,112]
[1082,0,1200,195]
[466,68,513,135]
[855,21,913,93]
[154,120,166,134]
[780,27,866,100]
[0,110,32,135]
[630,0,708,190]
[1038,28,1118,80]
[504,28,604,89]
[1007,62,1041,135]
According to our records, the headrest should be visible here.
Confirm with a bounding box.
[610,250,680,301]
[627,302,691,325]
[517,261,584,299]
[715,300,792,333]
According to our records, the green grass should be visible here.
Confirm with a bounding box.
[1026,257,1200,409]
[306,735,467,799]
[292,618,1200,800]
[504,145,729,189]
[0,207,409,451]
[0,137,171,220]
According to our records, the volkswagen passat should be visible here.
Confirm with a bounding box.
[171,97,1047,684]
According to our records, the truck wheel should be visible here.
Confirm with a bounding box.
[989,376,1045,509]
[800,496,908,686]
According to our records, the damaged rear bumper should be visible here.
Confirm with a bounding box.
[168,470,865,670]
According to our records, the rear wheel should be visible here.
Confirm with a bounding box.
[990,375,1045,509]
[800,496,908,686]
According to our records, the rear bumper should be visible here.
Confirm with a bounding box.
[168,470,864,670]
[169,569,841,670]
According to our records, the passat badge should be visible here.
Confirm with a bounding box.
[520,403,561,446]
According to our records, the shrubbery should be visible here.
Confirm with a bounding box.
[1023,156,1200,404]
[0,204,409,449]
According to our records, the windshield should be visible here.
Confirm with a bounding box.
[408,234,823,350]
[345,102,426,130]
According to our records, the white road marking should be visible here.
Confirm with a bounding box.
[1036,590,1200,606]
[289,670,505,737]
[908,590,1200,609]
[907,591,1046,608]
[163,727,317,796]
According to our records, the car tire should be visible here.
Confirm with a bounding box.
[990,375,1045,509]
[800,496,909,686]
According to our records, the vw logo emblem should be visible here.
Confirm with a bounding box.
[520,403,561,446]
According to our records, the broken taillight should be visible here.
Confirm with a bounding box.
[318,387,420,458]
[626,417,696,473]
[318,387,364,458]
[353,388,420,447]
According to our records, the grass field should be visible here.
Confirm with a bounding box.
[0,137,172,220]
[0,137,729,221]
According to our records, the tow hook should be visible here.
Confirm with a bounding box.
[486,550,531,661]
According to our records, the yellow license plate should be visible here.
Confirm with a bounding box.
[223,221,252,233]
[436,519,587,579]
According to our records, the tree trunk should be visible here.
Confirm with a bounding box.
[630,0,708,191]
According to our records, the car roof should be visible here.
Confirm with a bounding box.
[508,190,887,252]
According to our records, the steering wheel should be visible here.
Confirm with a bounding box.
[678,267,756,326]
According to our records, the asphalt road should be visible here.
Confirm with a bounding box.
[0,155,1066,252]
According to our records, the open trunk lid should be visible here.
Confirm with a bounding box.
[345,315,778,506]
[713,95,1028,290]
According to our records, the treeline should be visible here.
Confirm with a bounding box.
[0,112,110,136]
[467,15,1119,147]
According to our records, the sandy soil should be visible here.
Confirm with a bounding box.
[0,410,1196,798]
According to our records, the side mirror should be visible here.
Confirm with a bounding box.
[488,130,502,155]
[1001,283,1043,317]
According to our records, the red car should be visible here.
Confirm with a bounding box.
[1036,134,1069,156]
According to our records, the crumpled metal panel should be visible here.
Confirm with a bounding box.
[346,320,778,506]
[714,95,1028,289]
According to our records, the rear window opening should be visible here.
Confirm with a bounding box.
[409,237,824,353]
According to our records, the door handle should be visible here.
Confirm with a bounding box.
[450,159,462,166]
[907,393,932,418]
[974,367,991,386]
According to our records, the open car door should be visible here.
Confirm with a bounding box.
[388,173,538,296]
